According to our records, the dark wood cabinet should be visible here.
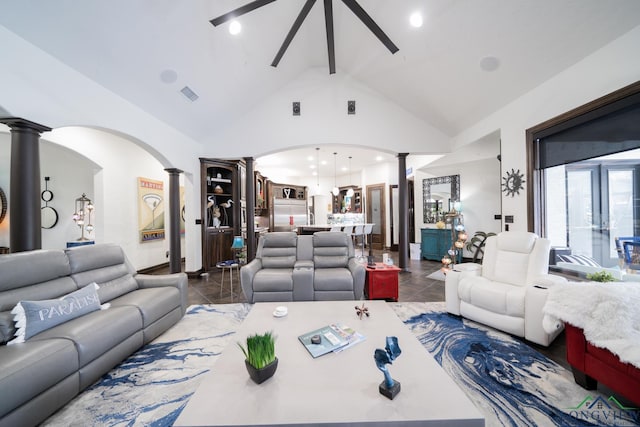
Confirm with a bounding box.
[204,228,234,270]
[255,171,268,211]
[332,186,362,213]
[200,158,246,271]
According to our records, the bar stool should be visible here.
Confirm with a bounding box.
[353,224,364,254]
[216,261,240,301]
[363,224,374,256]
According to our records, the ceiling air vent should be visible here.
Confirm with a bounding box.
[180,86,199,102]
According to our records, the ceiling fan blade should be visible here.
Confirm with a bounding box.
[210,0,277,27]
[341,0,399,54]
[324,0,336,74]
[272,0,317,67]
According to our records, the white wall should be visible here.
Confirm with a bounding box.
[0,128,184,270]
[450,26,640,233]
[208,68,451,158]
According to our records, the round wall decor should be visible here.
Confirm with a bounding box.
[41,177,59,229]
[41,206,59,229]
[502,168,525,197]
[0,187,7,224]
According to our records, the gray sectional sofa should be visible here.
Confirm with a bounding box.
[241,231,366,302]
[0,243,187,427]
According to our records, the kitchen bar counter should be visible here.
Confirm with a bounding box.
[297,224,374,235]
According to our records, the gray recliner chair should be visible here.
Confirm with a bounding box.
[312,231,365,301]
[241,232,311,303]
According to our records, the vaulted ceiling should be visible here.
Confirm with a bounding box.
[1,0,639,177]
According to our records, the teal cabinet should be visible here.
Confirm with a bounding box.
[421,228,456,261]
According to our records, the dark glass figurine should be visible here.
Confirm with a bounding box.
[374,336,402,399]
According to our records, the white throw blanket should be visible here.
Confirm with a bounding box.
[542,282,640,369]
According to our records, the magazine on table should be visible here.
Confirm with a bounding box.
[298,323,365,358]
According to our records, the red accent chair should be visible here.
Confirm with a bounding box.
[565,323,640,406]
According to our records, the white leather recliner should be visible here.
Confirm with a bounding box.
[445,231,567,346]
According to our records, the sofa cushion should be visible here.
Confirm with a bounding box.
[0,249,71,294]
[492,251,530,286]
[8,284,104,344]
[253,269,294,292]
[458,276,525,317]
[109,287,181,327]
[66,243,139,302]
[0,338,78,418]
[31,305,142,367]
[314,268,354,291]
[259,232,298,268]
[313,232,350,268]
[94,274,139,303]
[1,249,77,344]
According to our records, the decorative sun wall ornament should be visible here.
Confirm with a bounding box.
[502,168,525,197]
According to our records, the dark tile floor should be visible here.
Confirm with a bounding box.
[170,248,568,370]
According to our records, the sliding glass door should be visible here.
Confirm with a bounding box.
[545,154,639,267]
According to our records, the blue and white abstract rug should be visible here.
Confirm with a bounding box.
[42,303,640,427]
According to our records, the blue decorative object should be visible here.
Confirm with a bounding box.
[374,336,402,399]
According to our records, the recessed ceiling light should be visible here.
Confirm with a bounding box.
[160,69,177,84]
[409,12,423,28]
[376,156,383,161]
[229,20,241,35]
[480,56,500,72]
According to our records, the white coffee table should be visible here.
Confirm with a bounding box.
[174,300,484,426]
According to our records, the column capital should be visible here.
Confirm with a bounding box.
[0,117,51,134]
[164,168,184,175]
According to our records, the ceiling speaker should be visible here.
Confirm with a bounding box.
[293,101,300,116]
[348,100,356,115]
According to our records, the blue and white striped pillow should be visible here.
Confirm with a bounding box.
[557,254,601,267]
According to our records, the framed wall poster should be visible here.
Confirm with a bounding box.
[138,177,165,242]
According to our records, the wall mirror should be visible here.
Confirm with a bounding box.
[422,175,460,223]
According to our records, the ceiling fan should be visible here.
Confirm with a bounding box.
[210,0,399,74]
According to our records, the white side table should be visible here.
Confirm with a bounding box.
[216,262,240,301]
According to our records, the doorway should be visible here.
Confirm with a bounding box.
[366,184,386,250]
[389,180,416,252]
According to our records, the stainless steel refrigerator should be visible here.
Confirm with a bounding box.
[271,199,308,232]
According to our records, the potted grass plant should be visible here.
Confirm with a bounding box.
[238,331,278,384]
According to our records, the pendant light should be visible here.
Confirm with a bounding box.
[332,152,339,196]
[346,156,355,197]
